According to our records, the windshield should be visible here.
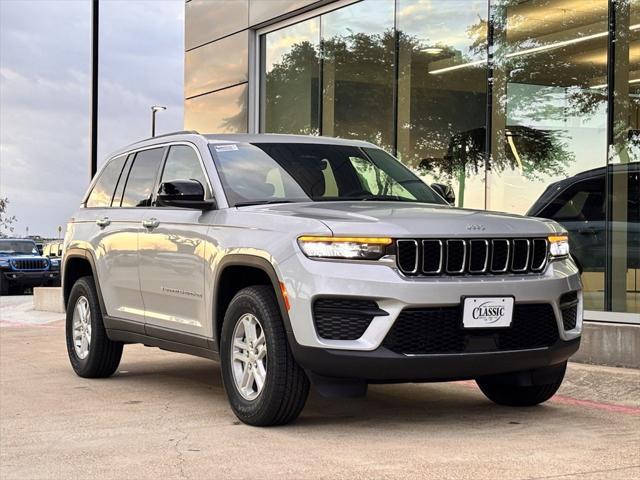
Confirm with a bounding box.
[0,240,38,255]
[209,143,446,207]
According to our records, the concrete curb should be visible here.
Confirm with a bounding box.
[33,287,64,314]
[571,321,639,369]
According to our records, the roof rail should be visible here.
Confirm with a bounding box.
[132,130,201,144]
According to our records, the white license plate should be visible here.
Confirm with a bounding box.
[463,297,514,329]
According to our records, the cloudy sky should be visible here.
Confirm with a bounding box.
[0,0,185,238]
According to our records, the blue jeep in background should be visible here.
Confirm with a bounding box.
[0,238,60,295]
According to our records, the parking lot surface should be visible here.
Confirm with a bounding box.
[1,296,639,480]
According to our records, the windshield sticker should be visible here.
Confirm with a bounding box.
[214,144,239,152]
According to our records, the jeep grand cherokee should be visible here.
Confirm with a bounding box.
[62,132,582,426]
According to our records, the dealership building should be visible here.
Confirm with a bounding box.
[183,0,639,325]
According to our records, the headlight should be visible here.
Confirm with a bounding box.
[298,236,392,260]
[548,235,570,258]
[0,259,8,267]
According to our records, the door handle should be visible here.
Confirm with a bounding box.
[96,217,111,228]
[142,217,160,229]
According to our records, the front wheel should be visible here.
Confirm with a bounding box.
[476,362,567,407]
[220,285,309,426]
[65,276,123,378]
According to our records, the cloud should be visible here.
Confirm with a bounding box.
[0,0,185,237]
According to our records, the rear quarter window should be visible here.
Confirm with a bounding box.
[86,155,128,208]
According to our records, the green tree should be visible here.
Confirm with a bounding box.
[0,197,17,237]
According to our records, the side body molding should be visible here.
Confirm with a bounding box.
[62,249,295,362]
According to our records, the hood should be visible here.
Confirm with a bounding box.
[246,201,562,237]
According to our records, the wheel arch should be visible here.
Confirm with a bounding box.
[62,248,107,314]
[213,255,293,348]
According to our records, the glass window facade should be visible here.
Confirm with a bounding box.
[184,0,639,316]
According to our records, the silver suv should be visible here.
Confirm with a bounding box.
[62,132,582,426]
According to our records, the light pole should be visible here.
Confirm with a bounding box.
[89,0,99,179]
[151,105,167,137]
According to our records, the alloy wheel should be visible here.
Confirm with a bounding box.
[231,313,267,400]
[72,296,92,360]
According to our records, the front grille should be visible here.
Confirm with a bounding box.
[382,304,559,355]
[395,238,548,276]
[11,258,48,271]
[313,298,387,341]
[560,291,579,330]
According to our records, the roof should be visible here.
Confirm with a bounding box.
[203,133,377,147]
[110,131,378,157]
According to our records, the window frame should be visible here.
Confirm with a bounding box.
[155,144,214,207]
[82,141,215,210]
[250,0,362,134]
[83,154,129,209]
[119,146,168,209]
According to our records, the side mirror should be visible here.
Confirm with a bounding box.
[431,183,456,206]
[157,179,216,210]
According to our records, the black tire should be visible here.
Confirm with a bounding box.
[65,276,123,378]
[220,285,310,426]
[0,277,8,296]
[476,362,567,407]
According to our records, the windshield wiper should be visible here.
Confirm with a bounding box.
[234,200,299,207]
[351,195,416,202]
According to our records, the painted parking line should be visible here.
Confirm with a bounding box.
[456,380,640,416]
[550,394,640,416]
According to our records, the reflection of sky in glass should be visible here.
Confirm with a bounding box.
[265,18,319,73]
[397,0,486,60]
[322,0,394,40]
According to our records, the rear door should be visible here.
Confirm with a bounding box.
[137,143,214,337]
[84,154,148,323]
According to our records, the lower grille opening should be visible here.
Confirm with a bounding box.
[382,304,560,355]
[313,298,386,341]
[560,291,579,330]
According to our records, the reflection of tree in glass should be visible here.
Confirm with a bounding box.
[419,126,573,206]
[264,40,320,136]
[252,20,581,206]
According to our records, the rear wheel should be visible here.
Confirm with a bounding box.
[220,285,309,426]
[65,276,123,378]
[476,362,567,407]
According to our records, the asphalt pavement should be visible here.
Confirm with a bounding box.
[1,295,639,479]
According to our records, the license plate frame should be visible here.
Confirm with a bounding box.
[462,296,514,329]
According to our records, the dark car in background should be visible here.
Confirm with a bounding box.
[527,163,639,273]
[0,238,61,295]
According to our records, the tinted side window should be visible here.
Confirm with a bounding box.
[111,155,132,207]
[159,145,209,196]
[541,177,605,222]
[86,155,127,208]
[121,148,165,207]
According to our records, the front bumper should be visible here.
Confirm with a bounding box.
[277,253,582,381]
[279,253,583,349]
[291,338,580,382]
[1,270,60,287]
